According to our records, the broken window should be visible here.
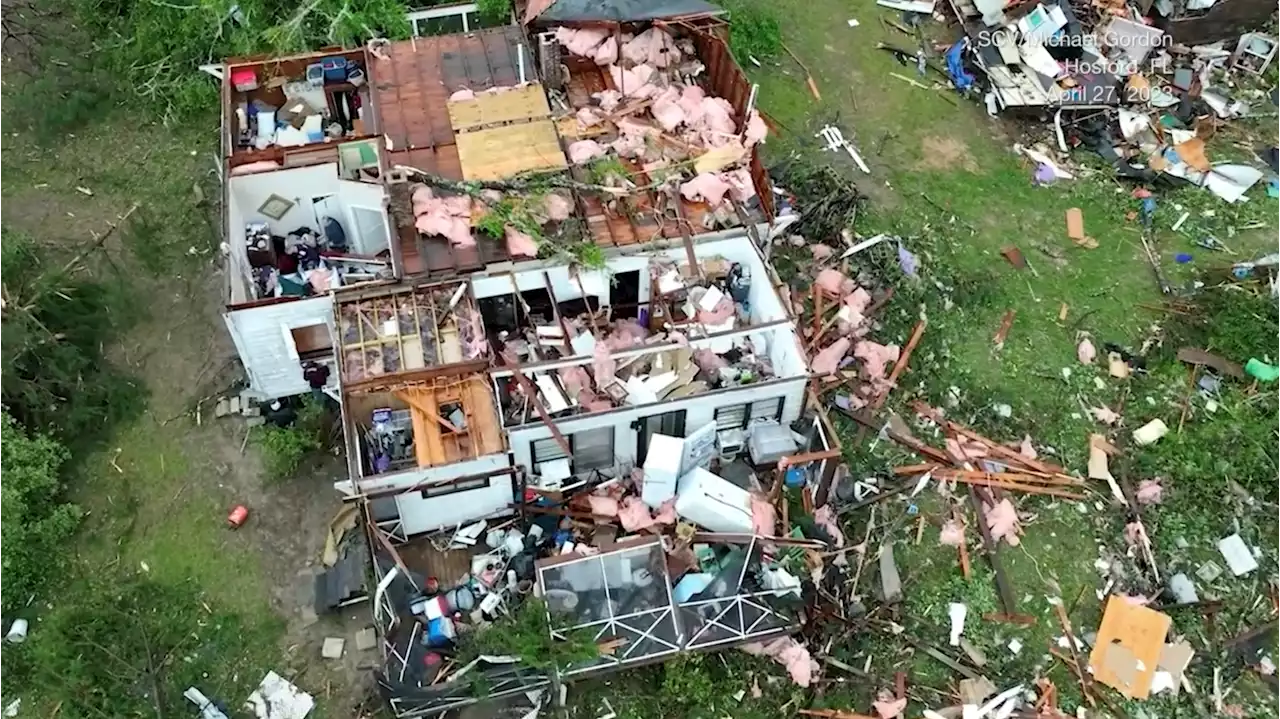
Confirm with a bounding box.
[531,427,615,474]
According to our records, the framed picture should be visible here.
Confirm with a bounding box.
[258,194,295,220]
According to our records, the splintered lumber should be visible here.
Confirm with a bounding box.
[798,711,877,719]
[936,475,1084,499]
[873,319,927,409]
[913,401,1066,475]
[931,468,1085,488]
[1053,600,1096,707]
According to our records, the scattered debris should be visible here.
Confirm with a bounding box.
[1218,534,1259,576]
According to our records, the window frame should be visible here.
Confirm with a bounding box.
[714,397,785,430]
[531,427,616,474]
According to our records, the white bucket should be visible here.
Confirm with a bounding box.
[6,619,29,644]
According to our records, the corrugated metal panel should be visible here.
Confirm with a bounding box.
[224,296,334,398]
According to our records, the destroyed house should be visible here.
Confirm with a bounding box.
[214,7,838,716]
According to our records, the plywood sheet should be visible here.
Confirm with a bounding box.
[456,120,567,180]
[1087,595,1171,699]
[448,84,552,132]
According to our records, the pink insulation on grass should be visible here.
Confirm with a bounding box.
[448,88,475,102]
[854,341,901,382]
[1136,478,1163,505]
[815,269,848,295]
[873,697,907,719]
[744,110,768,146]
[984,499,1021,546]
[504,226,538,257]
[680,172,732,205]
[812,337,851,376]
[568,139,607,165]
[1077,338,1097,364]
[739,638,819,687]
[810,244,835,261]
[938,519,966,546]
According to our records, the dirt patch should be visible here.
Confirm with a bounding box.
[129,270,378,713]
[916,135,979,173]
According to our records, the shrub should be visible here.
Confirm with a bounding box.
[253,422,322,480]
[252,396,331,479]
[475,0,510,25]
[0,413,82,615]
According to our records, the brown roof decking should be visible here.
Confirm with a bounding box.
[373,27,527,160]
[372,25,771,278]
[373,27,538,277]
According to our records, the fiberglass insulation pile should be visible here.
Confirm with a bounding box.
[555,25,768,211]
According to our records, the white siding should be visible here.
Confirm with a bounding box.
[332,453,517,536]
[508,376,807,471]
[224,297,334,398]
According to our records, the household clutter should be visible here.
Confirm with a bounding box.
[368,401,837,703]
[230,53,370,153]
[492,255,773,426]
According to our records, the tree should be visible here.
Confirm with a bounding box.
[0,413,81,615]
[8,571,264,717]
[1,228,147,448]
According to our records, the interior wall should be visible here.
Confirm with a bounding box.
[508,376,807,473]
[227,163,391,289]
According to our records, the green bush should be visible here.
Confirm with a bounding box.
[253,421,322,480]
[252,395,333,479]
[0,414,82,615]
[475,0,510,25]
[0,229,146,449]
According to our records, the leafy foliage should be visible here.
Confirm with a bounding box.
[70,0,412,120]
[0,229,147,448]
[3,571,273,717]
[461,598,599,671]
[0,414,81,614]
[252,396,330,480]
[475,0,510,25]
